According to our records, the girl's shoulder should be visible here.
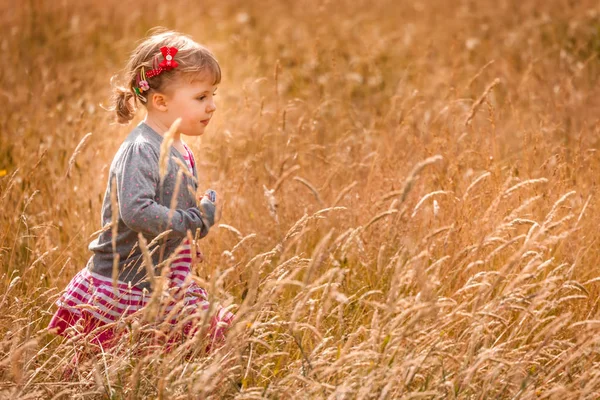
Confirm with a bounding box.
[110,124,163,170]
[123,123,162,150]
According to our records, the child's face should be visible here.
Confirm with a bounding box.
[161,74,218,137]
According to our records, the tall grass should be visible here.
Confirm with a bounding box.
[2,0,600,398]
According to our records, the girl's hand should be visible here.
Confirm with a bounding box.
[198,189,217,205]
[204,189,217,203]
[212,191,223,224]
[198,188,222,225]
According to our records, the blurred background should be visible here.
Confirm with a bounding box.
[3,0,600,398]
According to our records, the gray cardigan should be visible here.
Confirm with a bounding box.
[86,122,215,291]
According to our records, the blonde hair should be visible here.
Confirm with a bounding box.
[111,29,221,124]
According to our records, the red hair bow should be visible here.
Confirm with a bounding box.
[145,46,179,78]
[159,46,179,70]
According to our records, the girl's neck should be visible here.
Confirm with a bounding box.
[144,114,181,142]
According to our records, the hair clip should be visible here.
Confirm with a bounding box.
[132,67,149,103]
[138,67,150,92]
[159,46,179,69]
[139,80,150,91]
[146,46,179,78]
[132,47,179,102]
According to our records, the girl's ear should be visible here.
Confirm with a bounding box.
[150,92,169,112]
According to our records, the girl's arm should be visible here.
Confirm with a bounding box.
[114,142,215,238]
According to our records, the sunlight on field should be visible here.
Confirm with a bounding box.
[2,0,600,398]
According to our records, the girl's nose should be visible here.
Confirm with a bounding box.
[207,100,216,113]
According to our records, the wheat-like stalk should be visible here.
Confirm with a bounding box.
[465,78,501,126]
[159,117,181,183]
[65,132,92,178]
[400,155,443,202]
[293,176,324,206]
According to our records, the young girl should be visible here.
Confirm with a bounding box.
[48,30,233,357]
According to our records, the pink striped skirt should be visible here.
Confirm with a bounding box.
[48,240,234,350]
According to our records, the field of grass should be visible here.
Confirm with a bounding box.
[3,0,600,398]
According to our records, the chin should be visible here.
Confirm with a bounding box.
[183,128,205,137]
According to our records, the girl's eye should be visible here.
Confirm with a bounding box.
[197,92,217,101]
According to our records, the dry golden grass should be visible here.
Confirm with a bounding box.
[2,0,600,398]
